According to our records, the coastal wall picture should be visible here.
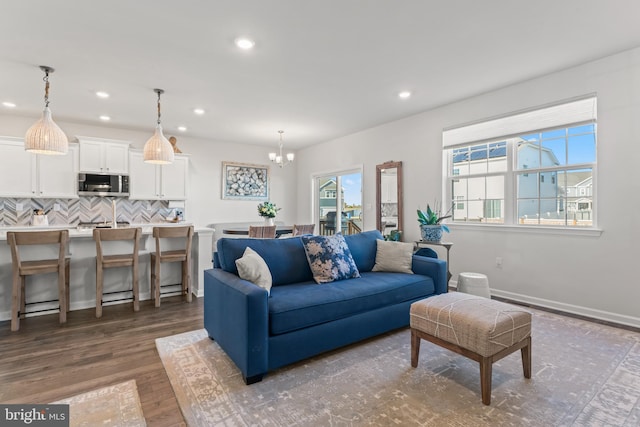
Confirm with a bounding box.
[222,161,270,200]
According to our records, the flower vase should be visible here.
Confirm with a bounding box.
[264,217,275,226]
[420,224,443,242]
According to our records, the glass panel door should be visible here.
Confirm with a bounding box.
[315,170,362,235]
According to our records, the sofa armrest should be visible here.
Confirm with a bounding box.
[411,255,448,294]
[204,268,269,382]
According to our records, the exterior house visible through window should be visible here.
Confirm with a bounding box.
[443,95,597,228]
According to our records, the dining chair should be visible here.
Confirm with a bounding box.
[7,230,70,331]
[292,224,315,236]
[151,225,194,307]
[93,227,141,318]
[248,225,276,238]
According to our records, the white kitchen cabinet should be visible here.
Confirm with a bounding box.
[78,136,130,174]
[128,150,189,200]
[380,173,398,202]
[0,138,79,198]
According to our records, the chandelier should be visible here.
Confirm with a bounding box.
[24,66,69,155]
[268,130,294,168]
[143,88,175,164]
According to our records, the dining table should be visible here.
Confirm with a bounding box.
[221,225,294,236]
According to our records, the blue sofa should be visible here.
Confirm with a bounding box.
[204,230,447,384]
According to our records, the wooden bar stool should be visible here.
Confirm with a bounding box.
[93,227,141,318]
[151,225,194,307]
[7,230,70,331]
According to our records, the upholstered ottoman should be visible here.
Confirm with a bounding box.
[410,292,532,405]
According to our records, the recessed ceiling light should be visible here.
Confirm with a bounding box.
[2,101,16,108]
[398,91,411,99]
[96,91,110,99]
[177,126,187,132]
[193,108,205,115]
[235,37,255,50]
[99,115,111,121]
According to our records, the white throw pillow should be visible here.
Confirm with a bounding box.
[372,240,414,274]
[235,247,273,295]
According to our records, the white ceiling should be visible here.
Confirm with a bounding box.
[2,1,640,149]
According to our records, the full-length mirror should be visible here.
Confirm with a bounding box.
[376,161,403,240]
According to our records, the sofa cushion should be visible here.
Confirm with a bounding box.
[343,230,383,273]
[217,237,313,286]
[235,247,273,295]
[372,240,414,274]
[268,271,435,335]
[301,234,360,283]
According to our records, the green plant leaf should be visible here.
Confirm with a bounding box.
[417,209,429,225]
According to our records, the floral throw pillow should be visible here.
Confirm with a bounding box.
[301,234,360,283]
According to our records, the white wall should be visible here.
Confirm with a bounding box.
[295,47,640,328]
[0,116,298,227]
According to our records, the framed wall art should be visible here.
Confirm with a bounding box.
[222,161,270,200]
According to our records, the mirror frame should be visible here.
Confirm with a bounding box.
[376,161,403,239]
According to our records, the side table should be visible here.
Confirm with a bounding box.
[414,240,453,284]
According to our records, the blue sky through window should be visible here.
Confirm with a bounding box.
[342,173,362,205]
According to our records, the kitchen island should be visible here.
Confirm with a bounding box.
[0,223,213,324]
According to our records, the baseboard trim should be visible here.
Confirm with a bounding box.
[0,288,200,322]
[450,280,640,330]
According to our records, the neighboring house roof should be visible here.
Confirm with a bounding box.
[319,178,346,195]
[566,172,592,187]
[452,138,560,166]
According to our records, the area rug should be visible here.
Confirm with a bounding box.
[53,380,146,427]
[156,309,640,426]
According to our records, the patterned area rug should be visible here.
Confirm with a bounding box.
[156,309,640,426]
[53,380,146,427]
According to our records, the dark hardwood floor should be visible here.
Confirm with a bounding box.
[0,295,204,427]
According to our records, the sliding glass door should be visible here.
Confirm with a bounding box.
[314,169,362,235]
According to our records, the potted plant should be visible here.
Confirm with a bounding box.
[257,201,280,226]
[417,202,453,242]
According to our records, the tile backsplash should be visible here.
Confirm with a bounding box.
[0,197,174,226]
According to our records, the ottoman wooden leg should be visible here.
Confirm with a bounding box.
[411,329,421,368]
[480,357,493,405]
[521,336,532,379]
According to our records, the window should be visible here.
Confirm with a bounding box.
[443,96,597,228]
[323,190,336,198]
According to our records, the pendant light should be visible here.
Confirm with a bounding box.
[268,130,294,168]
[143,88,174,164]
[24,66,68,155]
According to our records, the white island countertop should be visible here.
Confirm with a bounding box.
[0,222,213,240]
[0,223,213,322]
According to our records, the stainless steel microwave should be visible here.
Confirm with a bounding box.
[78,173,129,197]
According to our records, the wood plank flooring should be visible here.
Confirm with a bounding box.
[0,295,204,427]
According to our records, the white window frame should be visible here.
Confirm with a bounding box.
[442,95,601,236]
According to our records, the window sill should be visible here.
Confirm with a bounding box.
[447,222,603,237]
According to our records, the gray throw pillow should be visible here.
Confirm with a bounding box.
[235,247,273,295]
[372,240,414,274]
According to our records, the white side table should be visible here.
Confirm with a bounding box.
[457,272,491,298]
[414,240,453,283]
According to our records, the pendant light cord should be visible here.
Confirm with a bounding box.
[43,69,50,108]
[156,90,162,125]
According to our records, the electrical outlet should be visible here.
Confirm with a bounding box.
[146,203,152,211]
[496,257,503,268]
[54,203,61,211]
[16,203,23,211]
